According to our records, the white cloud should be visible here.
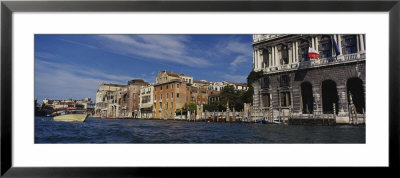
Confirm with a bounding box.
[35,59,137,101]
[35,52,57,59]
[58,38,98,49]
[222,74,247,83]
[35,70,103,100]
[214,37,252,56]
[208,37,252,71]
[225,41,252,55]
[230,55,249,71]
[35,60,134,83]
[96,35,211,67]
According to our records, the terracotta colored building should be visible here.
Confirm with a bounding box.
[153,80,188,119]
[187,86,209,105]
[119,79,149,118]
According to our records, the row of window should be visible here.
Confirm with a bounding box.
[155,83,180,91]
[154,93,180,100]
[183,78,192,83]
[262,92,291,107]
[141,95,151,104]
[261,75,290,89]
[261,35,361,67]
[156,102,174,110]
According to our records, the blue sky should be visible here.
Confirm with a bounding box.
[35,34,253,103]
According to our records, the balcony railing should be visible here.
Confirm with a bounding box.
[253,34,288,43]
[263,51,365,73]
[95,103,108,108]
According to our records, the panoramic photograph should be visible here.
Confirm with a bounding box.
[34,34,366,143]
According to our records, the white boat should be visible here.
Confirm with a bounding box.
[273,116,282,124]
[54,108,87,122]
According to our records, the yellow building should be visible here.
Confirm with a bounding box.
[153,80,188,119]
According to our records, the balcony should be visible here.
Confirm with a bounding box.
[95,103,108,108]
[263,51,365,74]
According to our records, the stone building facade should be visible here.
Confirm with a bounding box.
[252,34,366,124]
[94,83,126,118]
[187,86,209,105]
[207,81,248,92]
[138,85,154,118]
[121,79,149,118]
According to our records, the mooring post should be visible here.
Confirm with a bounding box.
[333,103,336,121]
[269,106,273,123]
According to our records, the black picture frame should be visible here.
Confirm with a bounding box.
[1,0,399,177]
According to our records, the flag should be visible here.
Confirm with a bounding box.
[308,47,319,60]
[331,35,341,56]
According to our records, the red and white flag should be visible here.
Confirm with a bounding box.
[308,47,319,60]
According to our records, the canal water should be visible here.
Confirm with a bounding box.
[35,116,365,143]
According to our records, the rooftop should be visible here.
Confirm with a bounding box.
[193,80,209,84]
[102,83,126,87]
[160,70,191,77]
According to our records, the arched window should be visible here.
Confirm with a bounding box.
[301,82,314,114]
[280,45,289,64]
[347,78,365,114]
[321,80,339,114]
[342,35,358,54]
[262,48,269,68]
[298,39,310,62]
[280,92,291,107]
[319,36,332,59]
[262,93,271,107]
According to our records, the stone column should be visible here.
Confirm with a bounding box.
[258,49,263,70]
[288,46,292,65]
[257,49,262,70]
[252,81,261,109]
[295,41,299,63]
[337,35,342,54]
[271,46,275,66]
[311,37,315,49]
[337,85,348,114]
[312,85,322,114]
[356,35,360,52]
[359,34,365,51]
[253,50,256,69]
[255,50,258,70]
[275,46,279,66]
[268,48,272,67]
[258,50,262,69]
[256,50,260,70]
[292,42,295,63]
[333,35,337,55]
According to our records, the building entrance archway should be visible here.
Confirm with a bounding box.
[301,82,314,114]
[347,77,365,114]
[322,80,339,114]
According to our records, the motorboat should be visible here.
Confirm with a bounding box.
[53,107,87,122]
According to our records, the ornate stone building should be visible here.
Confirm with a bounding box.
[138,84,154,118]
[94,83,126,118]
[252,34,366,124]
